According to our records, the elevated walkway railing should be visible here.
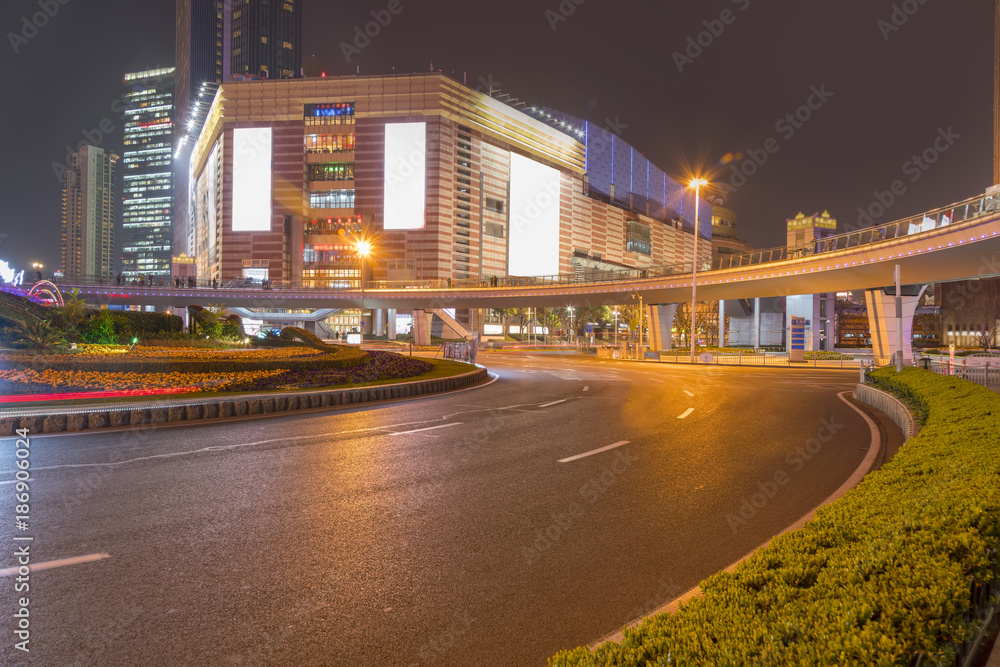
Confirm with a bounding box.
[35,192,1000,295]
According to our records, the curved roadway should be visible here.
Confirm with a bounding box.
[0,354,877,666]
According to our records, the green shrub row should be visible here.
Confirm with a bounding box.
[80,310,183,344]
[551,368,1000,666]
[279,326,332,350]
[0,291,50,328]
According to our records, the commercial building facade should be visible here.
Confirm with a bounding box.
[186,73,712,291]
[122,68,175,279]
[61,145,118,281]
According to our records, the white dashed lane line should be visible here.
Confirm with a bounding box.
[558,441,631,464]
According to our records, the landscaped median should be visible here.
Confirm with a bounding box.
[0,357,485,435]
[551,368,1000,666]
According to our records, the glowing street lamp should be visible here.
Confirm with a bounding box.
[689,178,709,363]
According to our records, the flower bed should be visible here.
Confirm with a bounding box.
[1,343,367,374]
[550,368,1000,666]
[0,351,432,396]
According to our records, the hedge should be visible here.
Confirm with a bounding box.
[551,368,1000,666]
[0,291,50,328]
[81,310,183,343]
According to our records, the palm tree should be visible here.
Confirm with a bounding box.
[12,319,67,353]
[56,289,89,335]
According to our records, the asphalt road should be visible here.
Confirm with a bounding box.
[0,354,874,666]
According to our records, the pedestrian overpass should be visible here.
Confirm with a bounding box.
[55,193,1000,359]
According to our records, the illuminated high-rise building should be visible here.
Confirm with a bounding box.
[229,0,303,80]
[174,0,303,259]
[122,68,175,279]
[61,146,118,281]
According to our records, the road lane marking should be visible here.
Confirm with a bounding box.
[0,553,110,577]
[677,408,695,419]
[558,441,630,463]
[389,423,462,436]
[0,478,33,485]
[583,386,590,392]
[683,390,695,397]
[539,399,568,408]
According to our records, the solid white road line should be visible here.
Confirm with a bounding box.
[539,399,568,408]
[683,390,695,397]
[0,553,110,577]
[0,478,33,485]
[389,423,462,436]
[677,408,695,419]
[558,441,630,464]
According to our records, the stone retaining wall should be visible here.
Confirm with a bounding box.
[854,383,916,441]
[0,368,488,436]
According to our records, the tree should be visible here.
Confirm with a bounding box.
[573,305,613,338]
[55,289,89,339]
[493,308,516,338]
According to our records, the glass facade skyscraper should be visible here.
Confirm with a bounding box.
[122,68,175,278]
[230,0,303,80]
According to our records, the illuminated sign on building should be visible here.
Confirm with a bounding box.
[384,122,427,231]
[509,153,561,277]
[0,260,25,286]
[306,103,355,118]
[232,128,273,232]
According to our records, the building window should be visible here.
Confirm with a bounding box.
[485,197,505,214]
[310,189,355,209]
[625,220,652,256]
[308,163,355,182]
[485,222,504,238]
[305,134,356,153]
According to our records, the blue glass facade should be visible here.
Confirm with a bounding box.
[533,107,711,240]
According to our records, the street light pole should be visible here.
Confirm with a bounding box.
[689,179,707,363]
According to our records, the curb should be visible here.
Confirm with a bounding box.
[592,390,886,649]
[0,367,489,436]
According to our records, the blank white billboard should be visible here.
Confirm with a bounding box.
[509,153,561,277]
[232,127,273,232]
[384,122,426,230]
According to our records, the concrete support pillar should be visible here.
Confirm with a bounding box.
[387,309,397,341]
[754,298,761,349]
[412,309,434,347]
[373,309,385,337]
[647,304,679,351]
[864,286,928,365]
[719,300,727,347]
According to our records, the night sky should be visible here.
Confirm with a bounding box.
[0,0,993,274]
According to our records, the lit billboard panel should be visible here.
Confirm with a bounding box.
[384,122,426,230]
[232,127,273,232]
[509,153,561,277]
